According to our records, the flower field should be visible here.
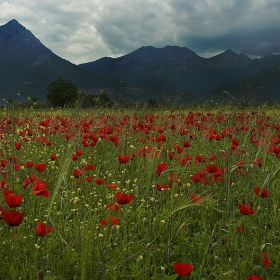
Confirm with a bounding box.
[1,106,280,279]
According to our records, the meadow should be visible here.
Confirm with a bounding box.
[0,104,280,280]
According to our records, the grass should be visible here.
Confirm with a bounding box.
[0,104,279,279]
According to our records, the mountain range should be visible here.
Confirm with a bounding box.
[1,19,280,104]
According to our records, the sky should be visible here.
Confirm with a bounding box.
[1,0,280,64]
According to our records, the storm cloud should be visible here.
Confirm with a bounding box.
[1,0,279,64]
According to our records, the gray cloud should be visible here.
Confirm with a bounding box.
[1,0,280,63]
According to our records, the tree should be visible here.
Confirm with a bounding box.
[46,77,78,107]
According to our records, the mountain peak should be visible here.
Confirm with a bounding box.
[0,19,48,54]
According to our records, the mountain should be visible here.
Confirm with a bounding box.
[1,19,279,104]
[0,19,96,101]
[200,63,280,104]
[79,46,280,97]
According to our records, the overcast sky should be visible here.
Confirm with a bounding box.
[1,0,280,64]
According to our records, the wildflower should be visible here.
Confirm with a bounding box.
[50,154,58,161]
[156,183,171,191]
[36,221,53,236]
[99,216,119,226]
[35,163,46,172]
[106,203,120,212]
[190,194,202,203]
[118,154,130,163]
[33,181,50,198]
[248,275,264,280]
[72,169,83,178]
[4,190,23,208]
[1,209,25,226]
[237,226,245,233]
[155,162,168,175]
[107,184,117,189]
[95,178,105,185]
[261,252,273,267]
[115,192,134,204]
[254,187,269,198]
[173,262,194,276]
[15,142,22,150]
[238,203,256,215]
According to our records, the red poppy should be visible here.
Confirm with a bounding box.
[106,203,120,212]
[25,161,34,168]
[85,176,93,183]
[254,187,269,198]
[4,190,23,208]
[36,221,54,236]
[99,216,119,226]
[107,184,117,189]
[237,226,245,233]
[95,178,105,185]
[15,142,22,150]
[156,183,172,191]
[0,180,10,191]
[72,169,83,178]
[118,154,130,163]
[85,163,95,171]
[33,181,50,198]
[190,194,202,203]
[1,209,25,226]
[155,162,168,175]
[50,154,58,161]
[238,204,256,215]
[71,153,78,161]
[261,252,273,267]
[205,164,219,173]
[75,149,83,156]
[35,163,46,172]
[1,159,9,167]
[173,262,194,276]
[248,275,264,280]
[115,192,134,204]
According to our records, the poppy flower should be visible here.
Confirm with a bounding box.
[115,192,134,204]
[50,154,58,161]
[99,216,119,226]
[71,153,78,161]
[72,169,83,178]
[248,275,264,280]
[190,194,202,203]
[15,142,22,150]
[4,190,23,208]
[85,176,93,183]
[237,226,245,233]
[0,180,10,191]
[254,187,269,198]
[95,178,105,185]
[1,209,25,226]
[35,163,46,172]
[33,181,50,198]
[1,159,9,167]
[85,163,95,171]
[25,161,34,168]
[107,184,117,189]
[156,183,172,191]
[118,154,130,163]
[155,162,168,175]
[173,262,194,276]
[106,203,120,212]
[36,221,54,236]
[238,204,256,215]
[261,252,273,267]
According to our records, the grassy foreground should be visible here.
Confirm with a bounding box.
[0,105,280,280]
